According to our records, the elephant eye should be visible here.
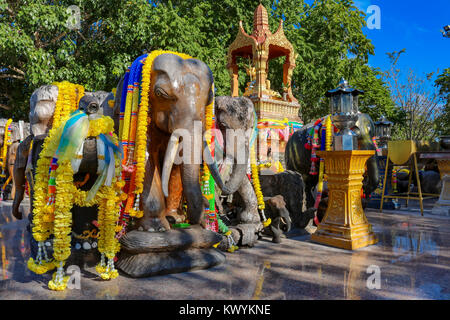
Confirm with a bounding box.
[155,87,173,100]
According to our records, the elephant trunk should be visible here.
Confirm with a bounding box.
[181,163,203,225]
[224,144,249,194]
[203,140,231,195]
[280,207,292,233]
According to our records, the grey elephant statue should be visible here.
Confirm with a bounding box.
[113,52,226,278]
[15,89,117,266]
[212,96,263,247]
[0,119,30,201]
[285,113,379,217]
[259,170,317,231]
[263,195,292,243]
[12,85,114,224]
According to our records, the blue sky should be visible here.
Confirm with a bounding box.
[354,0,450,78]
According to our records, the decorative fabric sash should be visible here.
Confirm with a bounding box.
[47,110,122,202]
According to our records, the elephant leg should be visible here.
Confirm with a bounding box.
[270,223,283,243]
[12,167,25,220]
[164,164,185,223]
[303,174,318,209]
[364,156,379,199]
[9,164,15,200]
[237,177,260,224]
[139,156,170,232]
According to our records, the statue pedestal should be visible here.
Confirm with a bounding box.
[311,150,378,250]
[431,158,450,216]
[116,225,225,278]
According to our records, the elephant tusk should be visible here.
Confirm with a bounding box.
[162,132,180,198]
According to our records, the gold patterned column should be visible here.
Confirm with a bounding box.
[311,150,378,250]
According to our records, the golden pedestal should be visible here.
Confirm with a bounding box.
[311,150,378,250]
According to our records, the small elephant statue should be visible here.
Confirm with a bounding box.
[214,96,260,225]
[212,96,264,247]
[263,195,291,243]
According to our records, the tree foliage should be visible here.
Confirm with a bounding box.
[1,0,392,124]
[384,50,444,141]
[435,68,450,135]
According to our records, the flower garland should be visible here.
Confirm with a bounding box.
[392,167,398,193]
[312,116,332,225]
[30,82,83,257]
[52,81,85,129]
[0,119,13,178]
[309,118,323,175]
[275,161,284,173]
[372,136,381,155]
[119,51,192,228]
[202,83,218,231]
[28,89,122,290]
[250,144,271,228]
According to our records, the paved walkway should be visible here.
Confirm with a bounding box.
[0,198,449,300]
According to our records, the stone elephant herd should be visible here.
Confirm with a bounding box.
[5,53,316,253]
[3,53,384,276]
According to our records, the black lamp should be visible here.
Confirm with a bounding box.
[326,78,364,150]
[374,115,393,149]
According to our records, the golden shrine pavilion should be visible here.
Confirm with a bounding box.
[227,4,302,164]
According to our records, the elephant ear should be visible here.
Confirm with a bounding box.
[207,83,214,107]
[241,97,255,129]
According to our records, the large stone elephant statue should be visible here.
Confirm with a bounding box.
[113,53,227,233]
[11,85,114,222]
[285,113,379,212]
[13,89,117,266]
[0,119,30,200]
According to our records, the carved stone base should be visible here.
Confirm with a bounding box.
[431,201,450,216]
[117,225,225,278]
[311,151,378,250]
[431,159,450,216]
[117,248,225,278]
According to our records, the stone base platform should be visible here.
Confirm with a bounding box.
[431,201,450,216]
[117,225,225,278]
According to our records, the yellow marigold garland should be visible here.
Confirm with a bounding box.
[29,82,83,278]
[250,144,271,228]
[123,51,193,219]
[29,85,122,290]
[0,118,12,178]
[313,116,333,223]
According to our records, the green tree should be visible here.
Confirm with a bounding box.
[435,68,450,135]
[0,0,392,125]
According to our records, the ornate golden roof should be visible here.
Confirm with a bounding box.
[226,3,298,104]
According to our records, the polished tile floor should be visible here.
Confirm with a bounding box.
[0,198,449,300]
